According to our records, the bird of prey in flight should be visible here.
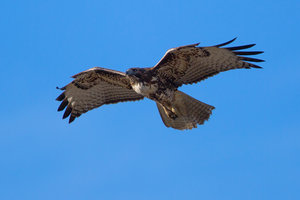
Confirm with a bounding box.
[56,38,264,130]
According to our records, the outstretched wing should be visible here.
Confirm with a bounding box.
[151,38,264,87]
[56,67,144,123]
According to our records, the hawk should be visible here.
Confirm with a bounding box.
[56,38,264,130]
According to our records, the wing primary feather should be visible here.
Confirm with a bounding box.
[56,92,65,101]
[177,43,200,49]
[239,56,265,62]
[234,51,264,55]
[58,99,68,111]
[63,106,72,119]
[214,37,237,47]
[226,44,256,50]
[56,86,65,90]
[69,114,76,123]
[249,63,263,68]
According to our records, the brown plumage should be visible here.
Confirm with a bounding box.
[56,38,264,130]
[56,68,144,123]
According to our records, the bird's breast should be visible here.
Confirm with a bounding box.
[131,82,157,97]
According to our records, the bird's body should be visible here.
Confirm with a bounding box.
[127,69,171,102]
[130,74,160,98]
[56,38,264,130]
[126,68,183,120]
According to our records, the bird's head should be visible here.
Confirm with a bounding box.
[126,68,146,79]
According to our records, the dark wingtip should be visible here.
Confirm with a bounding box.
[191,42,200,47]
[177,42,200,49]
[227,44,256,51]
[246,63,263,69]
[63,106,72,119]
[251,64,263,69]
[57,99,68,111]
[239,56,265,62]
[234,51,264,56]
[56,92,65,101]
[56,86,65,90]
[69,115,76,123]
[215,37,237,47]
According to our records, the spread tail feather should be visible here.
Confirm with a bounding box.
[156,91,215,130]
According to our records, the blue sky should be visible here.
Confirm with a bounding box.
[0,0,299,199]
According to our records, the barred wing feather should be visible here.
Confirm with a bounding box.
[56,67,144,123]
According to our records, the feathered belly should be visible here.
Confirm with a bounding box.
[131,82,175,105]
[131,82,157,97]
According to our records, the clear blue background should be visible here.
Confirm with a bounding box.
[1,0,299,199]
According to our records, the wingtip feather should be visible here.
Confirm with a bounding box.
[63,106,72,119]
[56,92,65,101]
[234,51,264,55]
[249,63,263,69]
[239,56,265,62]
[56,86,66,90]
[215,37,237,47]
[69,115,76,123]
[57,100,68,111]
[227,44,256,51]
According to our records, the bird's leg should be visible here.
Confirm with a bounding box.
[155,90,178,119]
[162,106,178,120]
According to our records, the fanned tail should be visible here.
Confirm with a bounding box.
[156,91,215,130]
